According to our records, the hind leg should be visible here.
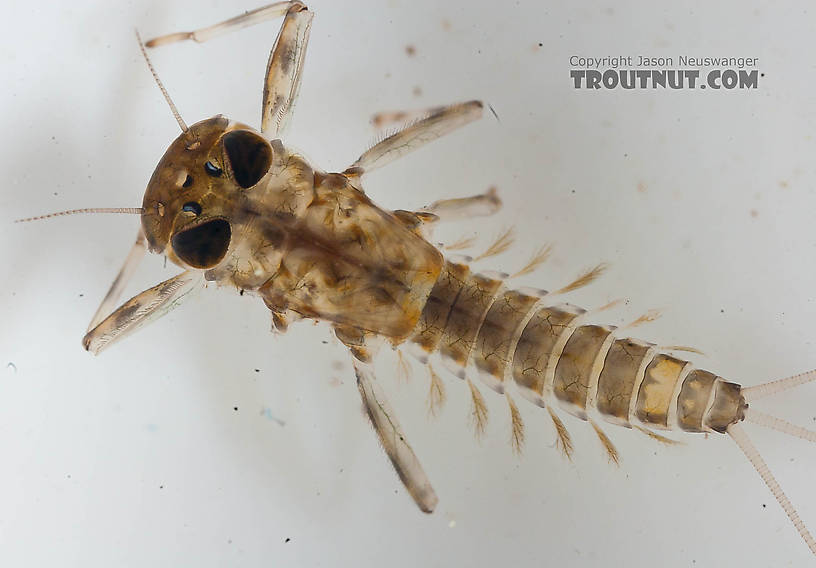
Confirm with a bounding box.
[334,325,438,512]
[354,359,438,513]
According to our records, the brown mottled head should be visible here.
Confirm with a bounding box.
[141,116,274,269]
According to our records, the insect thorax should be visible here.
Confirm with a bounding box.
[205,149,444,341]
[256,171,443,340]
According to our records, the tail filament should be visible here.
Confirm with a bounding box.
[728,422,816,555]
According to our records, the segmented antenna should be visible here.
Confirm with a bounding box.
[135,29,188,132]
[15,208,144,223]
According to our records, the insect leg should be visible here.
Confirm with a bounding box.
[420,186,502,221]
[370,108,435,130]
[145,2,305,47]
[369,101,495,131]
[145,1,313,136]
[354,359,438,513]
[87,228,147,332]
[83,271,204,355]
[261,4,313,137]
[347,101,484,174]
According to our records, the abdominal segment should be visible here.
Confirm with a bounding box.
[408,260,747,433]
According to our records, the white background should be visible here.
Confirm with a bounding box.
[2,1,816,566]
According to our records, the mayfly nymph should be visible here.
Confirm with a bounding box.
[16,1,816,559]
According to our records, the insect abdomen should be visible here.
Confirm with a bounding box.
[408,261,747,434]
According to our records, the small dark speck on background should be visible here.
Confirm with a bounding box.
[285,537,291,543]
[233,406,238,412]
[254,368,260,373]
[79,293,84,297]
[405,44,416,57]
[321,340,328,345]
[159,485,164,489]
[762,503,767,508]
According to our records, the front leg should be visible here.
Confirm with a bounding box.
[83,271,204,355]
[145,2,304,46]
[145,2,312,138]
[87,228,147,332]
[261,4,313,137]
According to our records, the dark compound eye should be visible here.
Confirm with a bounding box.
[222,130,272,189]
[182,201,202,216]
[183,175,193,188]
[171,219,231,269]
[204,161,223,177]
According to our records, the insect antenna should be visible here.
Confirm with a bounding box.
[135,29,188,132]
[14,208,144,223]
